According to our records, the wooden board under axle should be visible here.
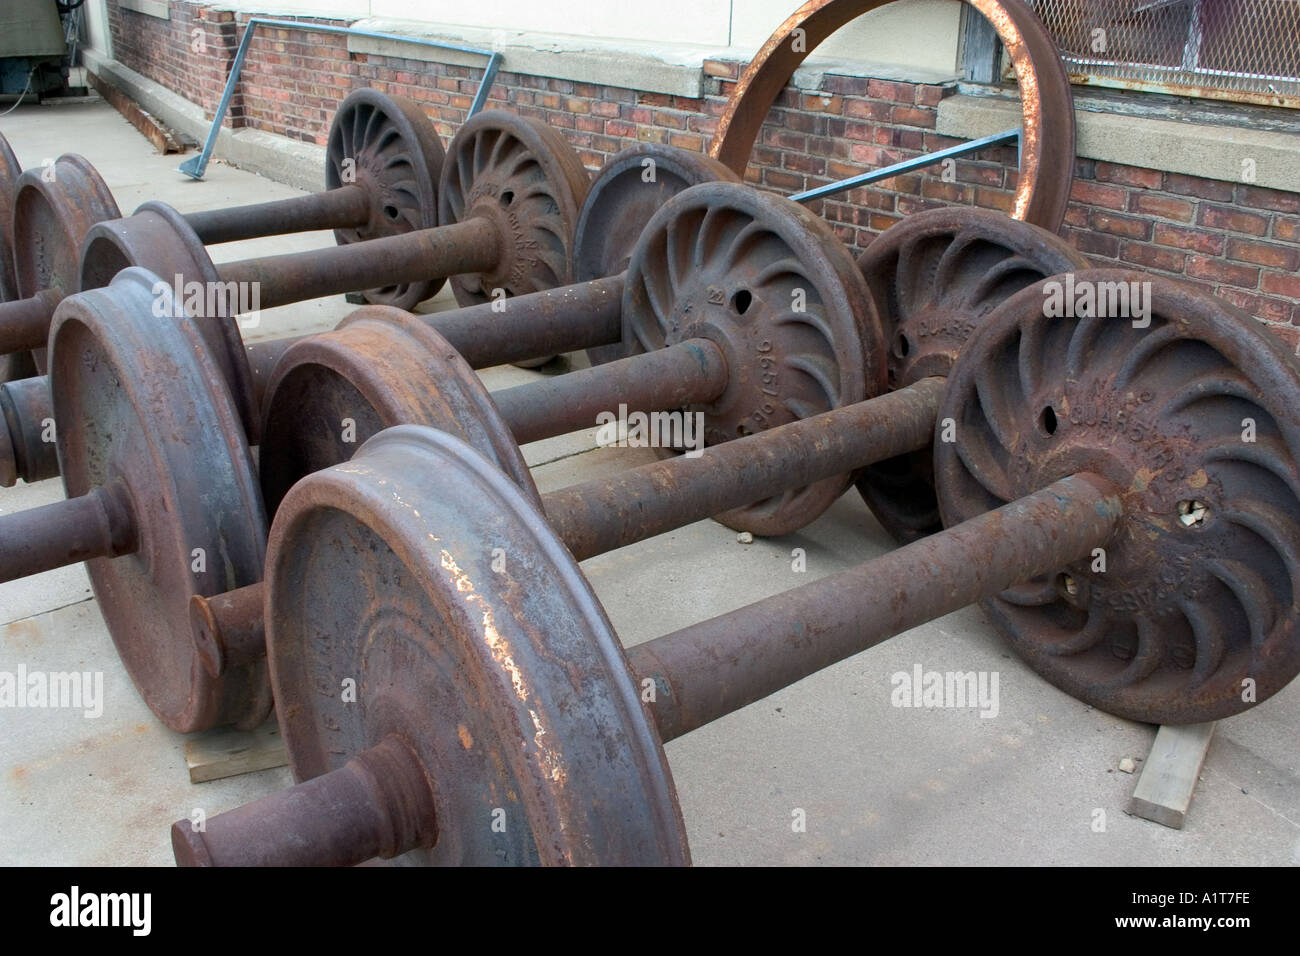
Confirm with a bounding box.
[184,721,288,784]
[1128,722,1217,830]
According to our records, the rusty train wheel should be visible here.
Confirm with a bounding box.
[326,90,447,309]
[709,0,1076,233]
[622,180,886,536]
[856,206,1088,542]
[575,144,741,367]
[438,111,590,312]
[48,268,270,733]
[936,270,1300,723]
[0,132,21,303]
[265,424,690,865]
[258,307,537,518]
[0,134,34,383]
[79,202,262,443]
[9,155,120,377]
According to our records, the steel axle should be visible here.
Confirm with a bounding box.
[0,140,743,482]
[173,266,1300,865]
[172,433,1122,866]
[0,90,451,386]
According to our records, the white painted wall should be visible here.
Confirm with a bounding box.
[739,0,961,74]
[200,0,962,70]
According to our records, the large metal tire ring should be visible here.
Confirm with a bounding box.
[710,0,1076,233]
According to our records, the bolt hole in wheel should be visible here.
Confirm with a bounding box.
[500,189,515,207]
[894,332,910,358]
[731,289,752,315]
[1178,499,1209,528]
[1040,406,1058,436]
[382,204,400,221]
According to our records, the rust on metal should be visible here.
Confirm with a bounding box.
[544,376,945,561]
[855,205,1089,542]
[709,0,1076,232]
[621,180,886,534]
[86,71,186,154]
[6,155,120,377]
[42,268,270,733]
[190,583,267,679]
[0,375,59,486]
[220,426,689,866]
[574,144,740,367]
[173,735,439,867]
[0,485,136,581]
[438,110,591,310]
[0,132,22,302]
[936,269,1300,724]
[491,339,730,446]
[258,307,539,516]
[256,182,885,536]
[630,474,1123,741]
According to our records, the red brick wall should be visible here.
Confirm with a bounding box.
[104,2,1300,352]
[108,2,241,123]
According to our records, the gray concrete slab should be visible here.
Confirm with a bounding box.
[0,101,1296,867]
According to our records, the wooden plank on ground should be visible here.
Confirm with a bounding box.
[88,72,187,154]
[1128,722,1217,830]
[184,720,287,784]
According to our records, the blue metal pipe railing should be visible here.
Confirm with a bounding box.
[791,127,1021,203]
[179,18,500,180]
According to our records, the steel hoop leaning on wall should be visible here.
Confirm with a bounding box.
[710,0,1077,233]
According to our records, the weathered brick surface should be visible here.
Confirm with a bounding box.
[106,2,1300,348]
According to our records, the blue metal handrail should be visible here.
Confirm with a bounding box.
[179,18,501,180]
[791,127,1021,203]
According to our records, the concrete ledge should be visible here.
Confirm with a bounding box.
[347,18,714,98]
[82,49,325,192]
[793,58,957,93]
[938,93,1300,193]
[347,18,958,99]
[118,0,170,20]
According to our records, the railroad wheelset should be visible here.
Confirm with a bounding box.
[0,139,734,486]
[0,90,447,383]
[0,179,872,733]
[171,269,1300,863]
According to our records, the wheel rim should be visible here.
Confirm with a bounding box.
[10,155,120,376]
[49,269,269,732]
[576,144,740,367]
[258,306,538,519]
[0,132,22,302]
[266,425,689,865]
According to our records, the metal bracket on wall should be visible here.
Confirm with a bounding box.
[179,18,501,180]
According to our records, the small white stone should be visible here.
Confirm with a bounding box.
[737,532,754,544]
[1119,757,1136,774]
